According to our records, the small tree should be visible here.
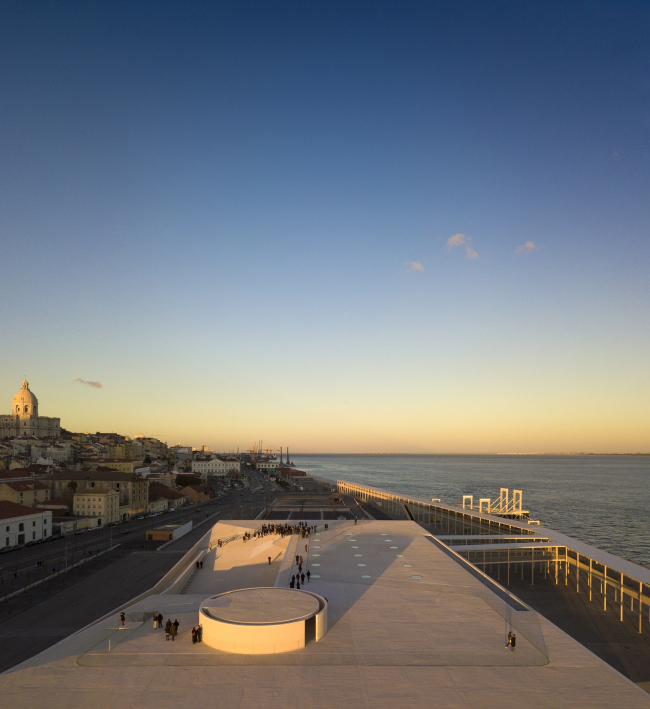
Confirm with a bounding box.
[67,480,78,494]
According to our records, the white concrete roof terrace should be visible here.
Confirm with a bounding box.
[1,519,649,708]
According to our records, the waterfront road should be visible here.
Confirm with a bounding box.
[0,480,273,583]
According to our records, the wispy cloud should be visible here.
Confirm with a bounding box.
[514,241,537,255]
[446,233,467,250]
[402,261,425,273]
[75,378,102,389]
[447,233,478,259]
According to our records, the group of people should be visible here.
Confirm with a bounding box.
[151,612,203,644]
[256,522,318,539]
[289,569,310,589]
[195,559,204,570]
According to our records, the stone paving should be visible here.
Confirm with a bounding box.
[2,519,649,708]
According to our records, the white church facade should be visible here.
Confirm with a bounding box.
[0,379,61,439]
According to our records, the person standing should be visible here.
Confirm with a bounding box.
[120,612,125,626]
[165,619,172,641]
[192,627,197,644]
[268,556,272,565]
[301,573,305,585]
[306,570,311,582]
[172,619,179,641]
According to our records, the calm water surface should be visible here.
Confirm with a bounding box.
[292,455,650,567]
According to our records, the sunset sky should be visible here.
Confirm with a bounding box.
[1,1,649,453]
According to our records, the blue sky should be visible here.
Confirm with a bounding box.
[1,1,649,452]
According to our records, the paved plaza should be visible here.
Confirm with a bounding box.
[1,519,649,708]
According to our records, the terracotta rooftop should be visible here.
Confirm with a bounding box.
[0,500,47,520]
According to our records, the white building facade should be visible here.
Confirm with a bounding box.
[192,457,240,477]
[0,501,52,547]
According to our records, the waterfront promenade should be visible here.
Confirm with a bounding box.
[2,515,649,708]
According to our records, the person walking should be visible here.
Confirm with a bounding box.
[301,573,305,585]
[192,627,198,644]
[295,554,300,565]
[296,580,300,589]
[153,613,158,629]
[172,619,179,641]
[268,556,272,565]
[510,634,516,652]
[306,570,311,582]
[165,619,172,641]
[200,560,203,569]
[120,612,125,626]
[305,544,308,552]
[290,579,295,588]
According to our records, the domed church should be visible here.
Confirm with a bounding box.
[0,379,61,438]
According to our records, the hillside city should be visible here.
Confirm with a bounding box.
[0,379,296,548]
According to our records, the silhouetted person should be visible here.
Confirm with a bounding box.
[268,556,272,565]
[306,570,311,582]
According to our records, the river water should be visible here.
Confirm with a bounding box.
[291,454,650,567]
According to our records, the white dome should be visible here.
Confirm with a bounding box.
[13,379,38,414]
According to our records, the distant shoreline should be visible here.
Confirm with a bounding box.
[291,452,650,457]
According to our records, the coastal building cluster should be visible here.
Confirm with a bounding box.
[0,379,242,548]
